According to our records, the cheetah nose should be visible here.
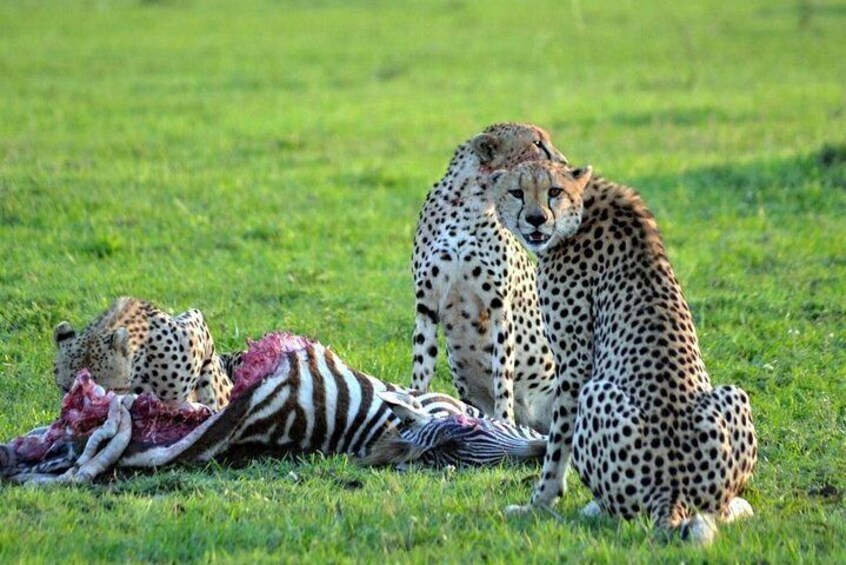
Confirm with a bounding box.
[526,214,546,227]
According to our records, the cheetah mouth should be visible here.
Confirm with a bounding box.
[524,231,550,246]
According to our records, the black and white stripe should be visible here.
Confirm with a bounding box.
[411,416,546,467]
[365,391,546,467]
[120,336,501,468]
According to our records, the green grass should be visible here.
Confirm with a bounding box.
[1,0,844,562]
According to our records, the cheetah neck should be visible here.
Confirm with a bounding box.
[543,173,696,328]
[437,144,490,210]
[540,174,709,391]
[579,176,670,268]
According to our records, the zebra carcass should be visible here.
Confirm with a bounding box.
[1,333,546,484]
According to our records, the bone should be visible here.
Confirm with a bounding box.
[75,395,123,468]
[64,401,133,483]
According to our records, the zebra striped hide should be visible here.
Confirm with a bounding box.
[362,391,546,468]
[2,332,546,484]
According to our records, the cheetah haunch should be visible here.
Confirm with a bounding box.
[411,123,563,431]
[494,161,757,545]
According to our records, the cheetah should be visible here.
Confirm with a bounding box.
[493,161,757,544]
[53,297,233,410]
[410,123,564,432]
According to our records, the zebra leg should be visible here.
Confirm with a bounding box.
[73,395,125,468]
[119,381,257,467]
[64,399,133,483]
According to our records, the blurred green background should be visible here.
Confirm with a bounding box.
[0,0,843,562]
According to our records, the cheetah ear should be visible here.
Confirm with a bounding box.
[570,165,593,190]
[470,133,500,164]
[110,327,130,357]
[378,391,431,427]
[53,321,76,346]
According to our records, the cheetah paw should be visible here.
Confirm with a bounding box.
[679,513,718,546]
[580,500,605,518]
[504,504,535,516]
[722,497,754,524]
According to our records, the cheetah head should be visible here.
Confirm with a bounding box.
[53,321,132,393]
[470,123,567,172]
[493,161,593,254]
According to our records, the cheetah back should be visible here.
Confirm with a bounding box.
[495,162,757,533]
[53,297,233,410]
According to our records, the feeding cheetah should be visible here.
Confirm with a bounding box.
[493,161,757,544]
[53,297,233,410]
[410,123,564,431]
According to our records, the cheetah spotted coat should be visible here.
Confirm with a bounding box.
[410,123,563,431]
[53,297,233,410]
[495,162,757,541]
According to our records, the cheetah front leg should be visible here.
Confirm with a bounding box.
[177,308,233,411]
[506,371,582,515]
[195,356,233,411]
[444,342,471,405]
[488,299,516,422]
[410,285,440,393]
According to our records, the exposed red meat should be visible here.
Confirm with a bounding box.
[129,394,212,446]
[231,332,313,399]
[8,371,215,462]
[10,370,114,462]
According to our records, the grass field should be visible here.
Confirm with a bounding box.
[1,0,844,562]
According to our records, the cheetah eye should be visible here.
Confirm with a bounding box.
[548,187,563,198]
[509,189,524,200]
[533,140,542,147]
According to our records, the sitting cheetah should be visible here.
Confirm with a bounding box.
[410,123,563,431]
[493,162,757,544]
[53,297,233,410]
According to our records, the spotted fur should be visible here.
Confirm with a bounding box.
[53,297,233,410]
[494,162,757,543]
[410,123,564,431]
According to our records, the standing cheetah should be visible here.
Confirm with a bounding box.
[53,297,233,410]
[410,123,563,431]
[494,162,757,544]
